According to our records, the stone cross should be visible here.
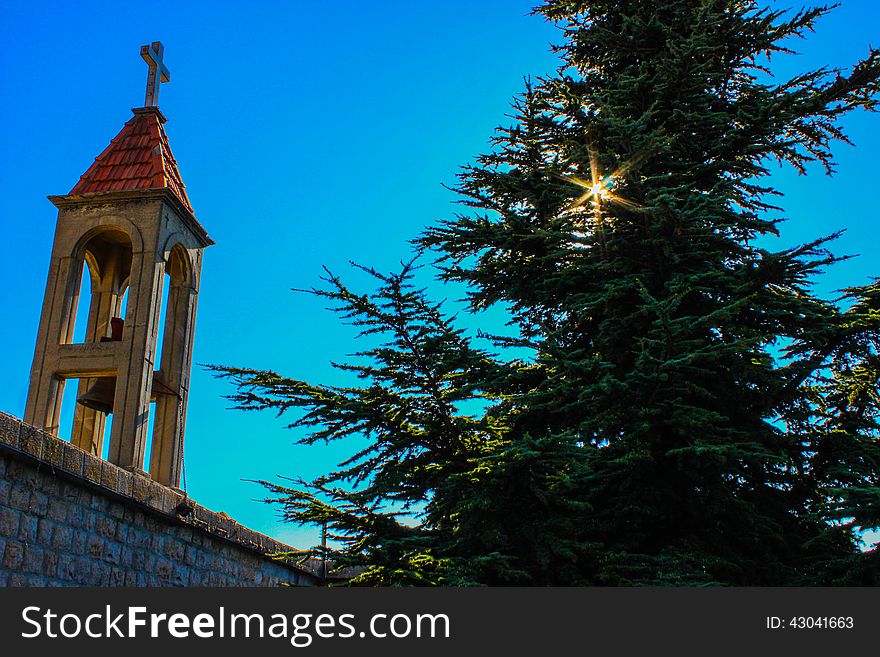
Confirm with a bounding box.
[140,41,170,107]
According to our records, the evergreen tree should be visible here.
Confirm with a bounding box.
[214,1,880,585]
[420,0,880,584]
[210,262,507,585]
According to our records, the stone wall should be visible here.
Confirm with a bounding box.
[0,412,319,587]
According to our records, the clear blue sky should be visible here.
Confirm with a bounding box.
[1,1,878,551]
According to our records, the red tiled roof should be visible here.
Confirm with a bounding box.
[69,107,194,214]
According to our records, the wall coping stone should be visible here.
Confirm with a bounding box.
[0,411,319,583]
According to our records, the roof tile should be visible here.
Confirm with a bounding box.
[69,108,194,214]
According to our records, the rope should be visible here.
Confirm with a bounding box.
[177,398,188,494]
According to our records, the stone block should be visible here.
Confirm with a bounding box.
[131,475,151,504]
[132,547,147,566]
[183,545,198,566]
[174,563,189,587]
[91,493,110,512]
[90,561,111,586]
[100,463,119,492]
[87,535,104,559]
[41,433,65,469]
[162,537,185,561]
[155,557,174,584]
[62,443,85,476]
[6,460,29,482]
[39,471,61,497]
[0,478,10,506]
[8,573,27,587]
[36,518,55,544]
[116,470,134,498]
[83,453,102,484]
[69,556,93,585]
[43,550,58,578]
[3,540,24,569]
[22,545,45,574]
[208,571,229,586]
[105,540,122,565]
[225,522,242,544]
[109,568,125,586]
[18,573,42,587]
[189,530,206,548]
[0,507,19,537]
[0,413,21,448]
[211,515,234,539]
[17,515,38,543]
[129,527,151,549]
[61,481,82,502]
[32,490,49,517]
[57,553,78,580]
[146,480,166,509]
[65,502,85,527]
[8,484,32,512]
[71,527,90,555]
[46,497,68,522]
[95,515,117,538]
[109,501,126,520]
[116,544,130,568]
[19,424,43,458]
[127,508,145,527]
[51,524,73,551]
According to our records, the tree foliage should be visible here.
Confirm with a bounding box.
[211,0,880,585]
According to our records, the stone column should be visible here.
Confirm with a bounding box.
[25,253,83,433]
[107,252,164,472]
[150,251,199,487]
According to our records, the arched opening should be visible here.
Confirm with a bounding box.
[65,228,133,345]
[148,244,192,486]
[60,227,133,456]
[71,266,92,345]
[154,268,172,377]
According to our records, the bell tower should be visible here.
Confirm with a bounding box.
[24,42,213,488]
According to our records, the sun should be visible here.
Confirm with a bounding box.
[559,145,646,215]
[590,181,610,200]
[561,174,620,212]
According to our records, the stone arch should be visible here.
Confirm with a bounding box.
[66,226,134,345]
[72,217,144,257]
[148,241,196,484]
[59,225,136,456]
[164,241,192,287]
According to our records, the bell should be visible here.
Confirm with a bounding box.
[99,316,124,343]
[151,370,181,401]
[76,377,116,415]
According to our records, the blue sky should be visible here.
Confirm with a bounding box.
[1,0,878,551]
